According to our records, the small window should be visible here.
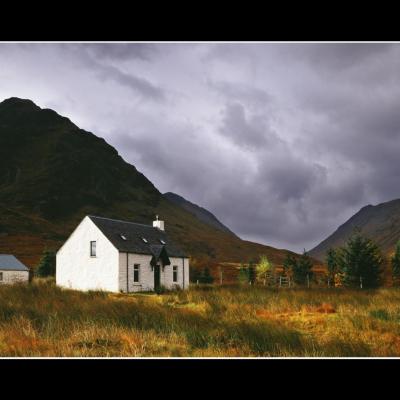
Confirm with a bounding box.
[90,241,96,257]
[120,234,127,240]
[0,272,3,281]
[173,266,178,283]
[159,239,166,245]
[141,237,148,243]
[133,264,140,283]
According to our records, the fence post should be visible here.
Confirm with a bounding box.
[307,274,310,289]
[360,276,363,289]
[219,267,223,285]
[196,279,199,286]
[279,276,282,288]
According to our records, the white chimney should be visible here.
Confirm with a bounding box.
[153,215,165,231]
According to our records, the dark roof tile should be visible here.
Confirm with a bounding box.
[88,216,187,258]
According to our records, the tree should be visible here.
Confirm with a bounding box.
[248,259,256,285]
[283,252,297,276]
[391,240,400,286]
[190,268,201,283]
[336,231,383,289]
[292,249,313,286]
[256,255,273,286]
[326,248,339,287]
[35,249,56,277]
[200,267,214,284]
[238,263,249,285]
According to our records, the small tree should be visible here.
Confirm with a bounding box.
[337,231,383,289]
[326,248,339,287]
[35,249,56,277]
[292,250,313,286]
[391,240,400,286]
[190,268,202,283]
[201,267,214,284]
[256,255,273,286]
[248,259,256,285]
[283,252,296,275]
[238,263,249,285]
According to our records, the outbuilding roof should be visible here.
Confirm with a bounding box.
[88,216,187,258]
[0,255,29,271]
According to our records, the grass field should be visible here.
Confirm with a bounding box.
[1,280,400,357]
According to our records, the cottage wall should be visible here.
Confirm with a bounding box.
[56,216,120,292]
[0,270,29,285]
[118,253,190,292]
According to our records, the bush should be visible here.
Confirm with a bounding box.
[35,249,56,277]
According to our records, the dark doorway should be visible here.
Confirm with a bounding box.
[154,264,161,293]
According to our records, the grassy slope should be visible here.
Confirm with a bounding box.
[2,281,400,357]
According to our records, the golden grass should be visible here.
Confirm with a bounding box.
[1,281,400,357]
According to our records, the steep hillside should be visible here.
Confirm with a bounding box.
[164,192,237,236]
[0,97,300,269]
[310,199,400,261]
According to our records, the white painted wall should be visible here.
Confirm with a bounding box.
[119,253,190,292]
[56,216,120,292]
[0,270,29,285]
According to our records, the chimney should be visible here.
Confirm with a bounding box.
[153,215,165,231]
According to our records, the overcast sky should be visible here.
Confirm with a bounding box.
[1,42,399,252]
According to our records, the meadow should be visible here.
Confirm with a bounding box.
[1,280,400,357]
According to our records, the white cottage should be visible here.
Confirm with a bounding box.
[0,254,30,285]
[56,215,189,293]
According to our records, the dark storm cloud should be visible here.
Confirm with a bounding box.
[63,43,166,102]
[283,43,394,70]
[218,102,277,149]
[95,63,166,101]
[2,42,400,252]
[81,43,159,61]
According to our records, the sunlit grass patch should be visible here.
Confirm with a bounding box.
[1,282,400,356]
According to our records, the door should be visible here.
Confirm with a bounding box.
[154,264,161,293]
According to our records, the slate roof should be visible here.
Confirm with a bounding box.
[0,255,29,271]
[88,216,187,258]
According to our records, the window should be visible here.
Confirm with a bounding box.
[173,266,178,283]
[90,241,96,257]
[0,272,3,281]
[133,264,140,283]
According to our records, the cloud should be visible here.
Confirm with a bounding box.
[81,43,159,61]
[2,42,400,252]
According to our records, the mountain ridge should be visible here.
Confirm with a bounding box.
[309,198,400,261]
[163,192,237,237]
[0,97,301,269]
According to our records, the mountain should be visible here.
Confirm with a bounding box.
[164,192,237,237]
[309,198,400,261]
[0,97,300,269]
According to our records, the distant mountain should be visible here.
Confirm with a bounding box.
[309,198,400,261]
[164,192,237,237]
[0,97,300,268]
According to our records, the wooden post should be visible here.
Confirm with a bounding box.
[360,276,363,289]
[307,274,310,289]
[279,276,282,288]
[196,279,199,286]
[219,267,223,285]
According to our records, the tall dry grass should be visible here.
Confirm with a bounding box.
[1,280,400,357]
